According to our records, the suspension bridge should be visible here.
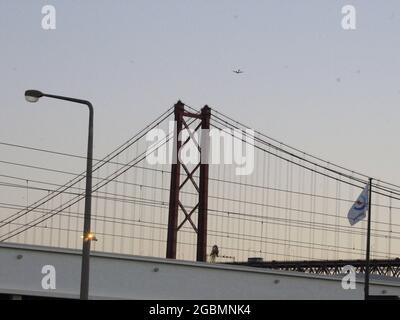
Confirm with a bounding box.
[1,100,400,294]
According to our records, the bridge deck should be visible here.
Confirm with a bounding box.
[227,259,400,277]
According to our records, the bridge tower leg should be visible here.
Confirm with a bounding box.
[166,101,210,262]
[197,106,210,261]
[166,101,184,260]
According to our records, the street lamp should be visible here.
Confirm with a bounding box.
[25,89,95,300]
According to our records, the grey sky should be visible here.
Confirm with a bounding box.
[1,0,400,184]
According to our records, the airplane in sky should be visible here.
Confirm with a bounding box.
[233,69,244,74]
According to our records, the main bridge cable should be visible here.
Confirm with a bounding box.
[210,117,366,188]
[0,124,175,241]
[185,101,374,191]
[0,107,174,229]
[210,115,400,201]
[211,107,400,193]
[0,106,174,228]
[211,113,368,186]
[0,115,198,241]
[177,102,400,198]
[211,111,400,198]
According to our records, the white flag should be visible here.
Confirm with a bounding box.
[348,184,369,225]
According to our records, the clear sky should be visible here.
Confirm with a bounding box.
[1,1,400,261]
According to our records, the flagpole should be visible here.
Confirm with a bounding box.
[364,177,373,300]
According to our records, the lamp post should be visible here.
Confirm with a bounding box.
[25,89,95,300]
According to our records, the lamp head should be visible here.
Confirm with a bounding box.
[25,90,43,103]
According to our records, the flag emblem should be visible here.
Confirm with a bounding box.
[354,196,366,211]
[348,184,369,225]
